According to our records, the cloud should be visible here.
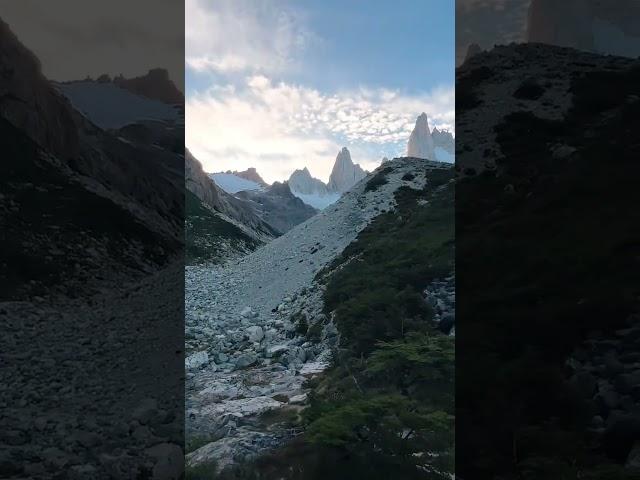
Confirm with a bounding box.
[186,76,454,184]
[186,0,317,75]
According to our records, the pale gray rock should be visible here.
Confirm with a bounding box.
[407,113,436,160]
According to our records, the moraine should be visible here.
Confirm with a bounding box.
[184,157,447,470]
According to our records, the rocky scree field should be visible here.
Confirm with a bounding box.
[185,158,455,479]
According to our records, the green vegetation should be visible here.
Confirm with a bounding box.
[185,461,218,480]
[302,167,455,478]
[456,62,640,478]
[185,190,261,265]
[364,166,393,192]
[186,435,216,455]
[211,166,455,479]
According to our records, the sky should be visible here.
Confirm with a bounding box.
[186,0,455,184]
[0,0,184,91]
[456,0,530,66]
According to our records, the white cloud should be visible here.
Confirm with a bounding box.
[186,0,317,75]
[186,75,454,184]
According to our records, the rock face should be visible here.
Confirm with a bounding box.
[432,127,455,155]
[235,181,318,234]
[288,167,329,196]
[233,167,268,187]
[407,112,436,160]
[527,0,640,57]
[114,68,184,105]
[0,18,79,160]
[186,149,278,242]
[287,149,367,210]
[327,147,366,194]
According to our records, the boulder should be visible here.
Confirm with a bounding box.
[234,353,258,369]
[246,326,264,343]
[185,351,209,371]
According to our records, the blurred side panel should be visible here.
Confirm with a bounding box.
[0,2,184,478]
[456,0,640,478]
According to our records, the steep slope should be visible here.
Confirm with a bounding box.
[235,181,318,234]
[186,150,278,264]
[185,157,451,475]
[456,43,640,478]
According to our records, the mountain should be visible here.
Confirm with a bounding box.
[233,167,268,186]
[432,126,455,163]
[56,80,181,130]
[456,42,640,477]
[235,181,318,233]
[113,68,184,105]
[407,112,436,160]
[327,147,366,193]
[287,148,365,209]
[185,157,454,476]
[211,172,265,194]
[288,167,329,195]
[527,0,640,57]
[186,150,278,263]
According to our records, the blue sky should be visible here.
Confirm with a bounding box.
[186,0,455,183]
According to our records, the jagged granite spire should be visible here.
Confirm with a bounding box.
[407,113,435,160]
[327,147,366,193]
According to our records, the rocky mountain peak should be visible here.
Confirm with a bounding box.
[432,128,455,154]
[113,68,184,105]
[407,113,435,160]
[288,167,328,195]
[233,167,268,186]
[327,147,366,193]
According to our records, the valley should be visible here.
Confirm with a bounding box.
[185,157,455,478]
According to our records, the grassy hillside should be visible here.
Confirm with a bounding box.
[185,190,261,265]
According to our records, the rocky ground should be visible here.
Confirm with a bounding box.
[0,262,184,479]
[184,158,447,472]
[567,314,640,467]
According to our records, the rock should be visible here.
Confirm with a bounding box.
[234,353,258,369]
[145,443,183,480]
[42,447,70,469]
[266,345,289,358]
[240,307,257,319]
[327,147,366,194]
[289,393,308,405]
[407,113,435,160]
[185,351,209,371]
[627,441,640,470]
[246,326,264,343]
[217,352,229,363]
[570,371,597,398]
[132,398,159,425]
